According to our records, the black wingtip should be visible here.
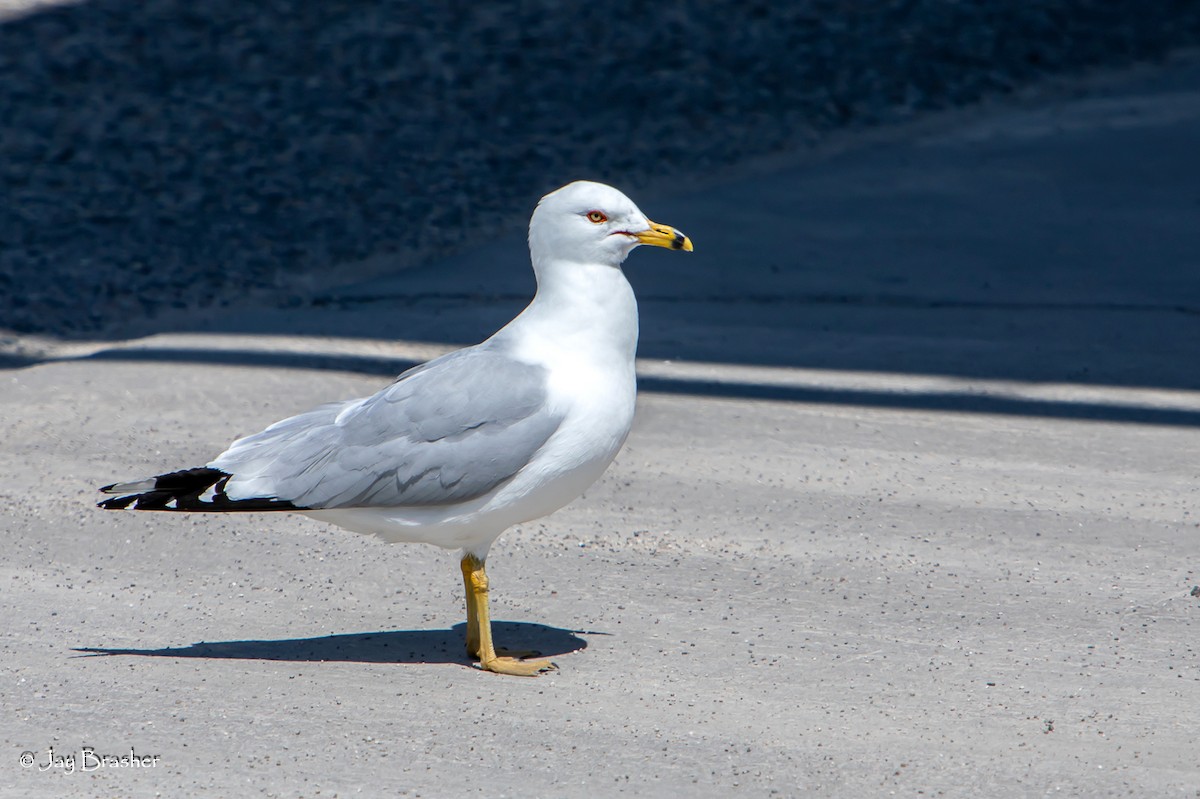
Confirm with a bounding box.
[94,467,302,512]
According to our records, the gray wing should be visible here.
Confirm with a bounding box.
[208,347,562,509]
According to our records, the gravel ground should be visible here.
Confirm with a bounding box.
[2,0,1200,336]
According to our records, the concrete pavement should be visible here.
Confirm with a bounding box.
[2,59,1199,797]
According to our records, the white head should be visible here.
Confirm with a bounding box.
[528,181,693,271]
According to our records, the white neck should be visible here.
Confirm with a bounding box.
[490,258,639,366]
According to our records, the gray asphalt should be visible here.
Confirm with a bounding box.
[3,59,1200,797]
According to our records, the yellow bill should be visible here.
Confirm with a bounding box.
[636,220,694,252]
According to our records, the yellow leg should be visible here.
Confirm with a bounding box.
[461,570,536,662]
[460,554,558,677]
[461,557,482,658]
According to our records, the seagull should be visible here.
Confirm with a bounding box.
[98,180,692,677]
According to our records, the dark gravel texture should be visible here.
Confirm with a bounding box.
[2,0,1199,337]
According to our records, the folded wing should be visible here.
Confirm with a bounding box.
[210,346,562,509]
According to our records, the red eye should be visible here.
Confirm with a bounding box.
[586,210,607,224]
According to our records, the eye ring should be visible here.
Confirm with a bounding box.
[586,210,608,224]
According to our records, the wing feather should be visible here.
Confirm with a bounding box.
[208,347,561,509]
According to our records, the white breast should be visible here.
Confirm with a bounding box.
[467,260,640,528]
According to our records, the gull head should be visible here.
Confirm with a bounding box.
[529,181,693,270]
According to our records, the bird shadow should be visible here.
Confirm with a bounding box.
[71,622,594,668]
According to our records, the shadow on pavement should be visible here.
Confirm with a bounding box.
[4,1,1200,420]
[7,63,1200,407]
[5,0,1196,338]
[71,622,590,667]
[74,345,1200,427]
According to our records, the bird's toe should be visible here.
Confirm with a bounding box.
[474,656,558,677]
